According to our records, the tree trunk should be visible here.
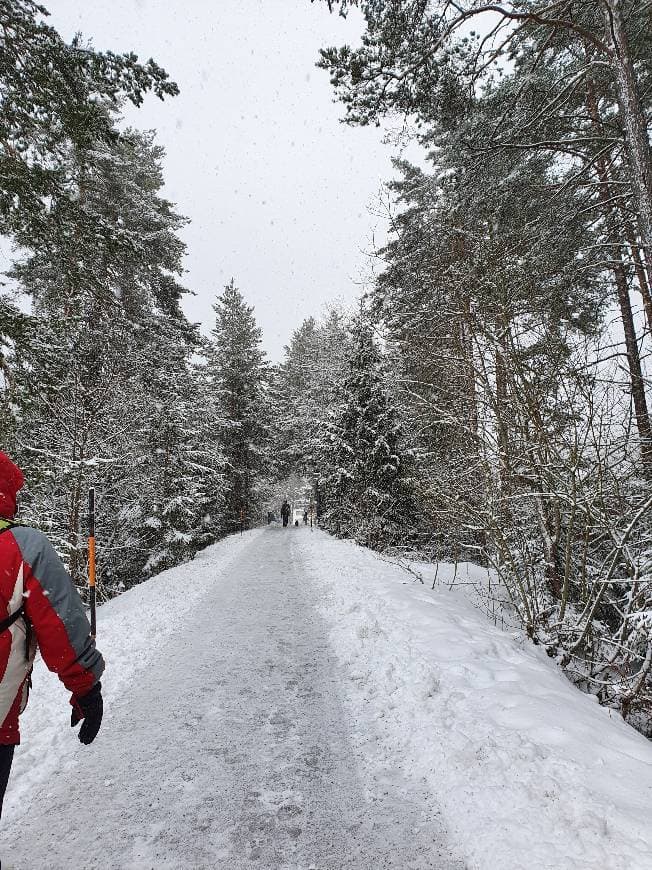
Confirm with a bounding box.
[585,71,652,468]
[535,493,562,598]
[602,0,652,287]
[611,255,652,467]
[495,342,512,501]
[457,293,488,564]
[460,295,479,438]
[621,218,652,336]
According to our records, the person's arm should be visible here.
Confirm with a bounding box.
[12,527,104,696]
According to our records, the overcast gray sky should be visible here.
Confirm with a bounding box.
[44,0,397,361]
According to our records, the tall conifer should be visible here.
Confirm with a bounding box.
[207,280,268,531]
[327,316,420,549]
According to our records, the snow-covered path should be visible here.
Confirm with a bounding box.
[2,527,463,870]
[3,525,652,870]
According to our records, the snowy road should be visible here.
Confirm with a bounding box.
[3,527,463,870]
[5,525,651,870]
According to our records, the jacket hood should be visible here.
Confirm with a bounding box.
[0,452,24,519]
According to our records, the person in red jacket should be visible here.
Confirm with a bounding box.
[0,451,105,819]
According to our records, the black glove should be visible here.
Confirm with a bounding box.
[70,681,103,745]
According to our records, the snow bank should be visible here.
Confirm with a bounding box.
[302,530,652,870]
[4,530,262,821]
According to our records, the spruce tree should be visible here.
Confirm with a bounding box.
[270,311,350,473]
[207,280,268,532]
[327,316,420,549]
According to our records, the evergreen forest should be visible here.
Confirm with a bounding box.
[1,0,652,737]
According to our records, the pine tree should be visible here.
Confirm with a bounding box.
[326,315,420,549]
[10,128,207,588]
[207,280,268,532]
[0,0,177,250]
[269,309,351,476]
[135,312,225,579]
[0,291,30,448]
[317,0,652,468]
[269,317,320,480]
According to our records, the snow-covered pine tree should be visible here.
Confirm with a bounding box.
[207,280,269,533]
[268,317,321,481]
[0,6,184,587]
[269,308,351,493]
[0,0,177,251]
[318,0,652,470]
[135,310,225,580]
[0,291,31,449]
[10,128,208,589]
[326,314,420,550]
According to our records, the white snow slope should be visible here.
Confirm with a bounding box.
[1,526,651,870]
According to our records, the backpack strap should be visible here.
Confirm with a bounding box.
[0,605,25,634]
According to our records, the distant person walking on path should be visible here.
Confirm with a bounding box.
[0,452,105,822]
[281,500,291,528]
[303,510,308,525]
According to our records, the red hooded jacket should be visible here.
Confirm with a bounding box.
[0,452,104,744]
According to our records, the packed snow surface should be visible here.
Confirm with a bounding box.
[1,526,651,869]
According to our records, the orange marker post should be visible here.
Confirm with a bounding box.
[88,488,97,638]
